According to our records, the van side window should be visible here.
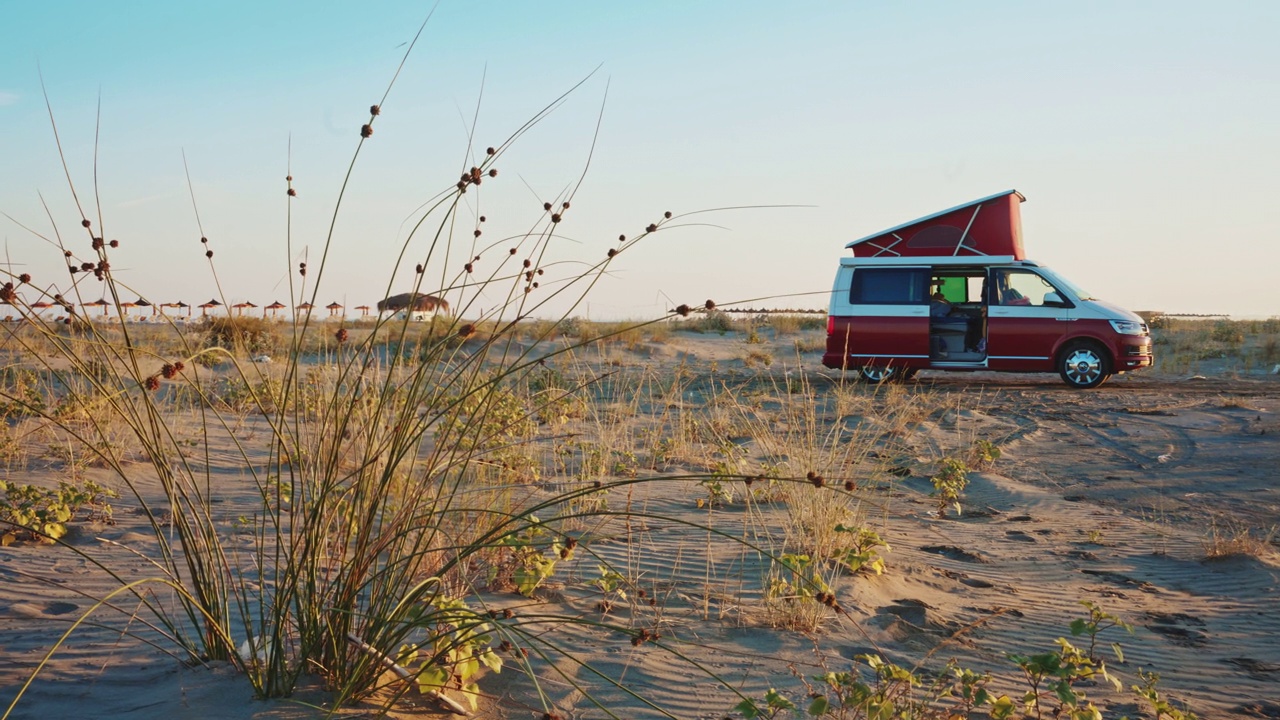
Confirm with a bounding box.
[850,268,928,305]
[991,269,1060,307]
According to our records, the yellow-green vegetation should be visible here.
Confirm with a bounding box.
[0,478,116,545]
[1140,314,1280,375]
[738,601,1197,720]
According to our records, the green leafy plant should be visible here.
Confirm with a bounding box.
[0,479,117,545]
[1069,599,1134,662]
[967,438,1001,469]
[1131,670,1200,720]
[831,524,890,575]
[930,457,969,516]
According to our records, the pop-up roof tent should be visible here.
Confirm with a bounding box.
[846,190,1026,259]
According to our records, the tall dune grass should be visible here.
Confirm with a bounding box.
[0,25,889,719]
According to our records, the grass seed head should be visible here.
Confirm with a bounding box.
[81,219,91,228]
[18,273,30,283]
[646,223,657,233]
[486,146,496,155]
[473,229,482,237]
[551,213,561,223]
[664,210,672,218]
[144,376,161,392]
[543,202,552,211]
[205,250,214,259]
[415,264,424,274]
[676,304,690,317]
[488,168,497,177]
[335,328,349,343]
[109,239,119,248]
[360,124,373,138]
[161,363,179,379]
[92,237,104,249]
[464,263,473,273]
[369,104,380,116]
[288,188,297,197]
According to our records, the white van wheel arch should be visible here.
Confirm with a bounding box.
[1058,341,1112,389]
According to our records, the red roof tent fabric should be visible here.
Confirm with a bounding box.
[846,190,1026,259]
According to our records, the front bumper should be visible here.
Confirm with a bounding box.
[1118,336,1153,370]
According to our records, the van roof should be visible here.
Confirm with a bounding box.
[838,256,1040,267]
[846,189,1026,257]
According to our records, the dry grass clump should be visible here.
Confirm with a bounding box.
[1148,316,1280,374]
[202,316,282,355]
[1201,519,1277,560]
[3,29,912,714]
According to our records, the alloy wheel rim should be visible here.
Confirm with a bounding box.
[1065,350,1101,384]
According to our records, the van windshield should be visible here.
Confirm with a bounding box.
[1039,267,1095,301]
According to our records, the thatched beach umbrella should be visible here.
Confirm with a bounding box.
[325,301,344,318]
[232,301,258,316]
[355,305,371,317]
[83,298,110,316]
[295,302,314,316]
[198,298,223,317]
[376,292,450,316]
[164,301,192,317]
[133,298,156,316]
[264,301,286,319]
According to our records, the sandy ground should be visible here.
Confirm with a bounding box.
[2,330,1278,719]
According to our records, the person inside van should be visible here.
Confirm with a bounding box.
[993,272,1029,306]
[930,291,952,317]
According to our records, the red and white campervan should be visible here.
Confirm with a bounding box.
[823,190,1153,388]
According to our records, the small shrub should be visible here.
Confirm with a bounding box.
[203,316,281,355]
[0,478,117,545]
[931,458,969,516]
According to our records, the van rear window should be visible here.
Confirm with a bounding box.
[850,268,928,305]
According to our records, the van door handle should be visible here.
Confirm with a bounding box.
[909,309,927,316]
[1056,318,1076,322]
[990,309,1010,317]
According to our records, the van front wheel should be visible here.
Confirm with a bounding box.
[1058,342,1111,389]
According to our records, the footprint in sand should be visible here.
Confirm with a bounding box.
[8,601,79,618]
[920,545,988,563]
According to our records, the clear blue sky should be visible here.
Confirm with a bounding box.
[3,1,1277,319]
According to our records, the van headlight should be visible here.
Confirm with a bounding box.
[1109,320,1147,335]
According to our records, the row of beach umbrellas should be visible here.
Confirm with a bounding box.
[16,298,373,318]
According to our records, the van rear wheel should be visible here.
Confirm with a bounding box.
[1058,342,1111,389]
[858,366,916,384]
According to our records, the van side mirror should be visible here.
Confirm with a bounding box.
[1043,291,1069,308]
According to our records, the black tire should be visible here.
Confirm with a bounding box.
[1058,341,1112,389]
